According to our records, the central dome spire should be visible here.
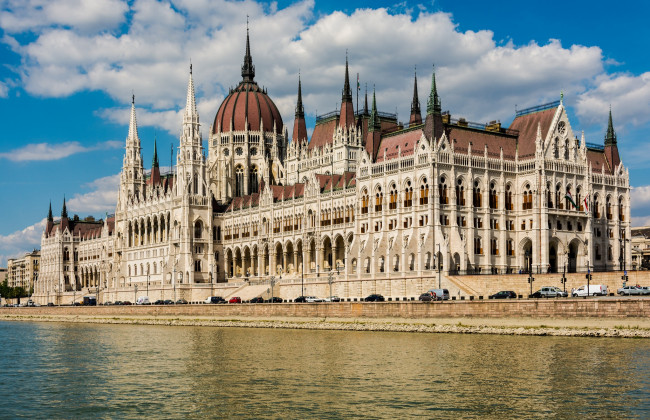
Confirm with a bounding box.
[241,21,255,83]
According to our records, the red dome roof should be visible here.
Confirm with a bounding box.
[212,82,283,135]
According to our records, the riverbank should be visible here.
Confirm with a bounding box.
[3,312,650,338]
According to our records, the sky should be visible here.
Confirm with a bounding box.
[1,0,650,266]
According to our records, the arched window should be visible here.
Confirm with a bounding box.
[438,176,448,205]
[249,166,259,193]
[455,179,465,206]
[361,189,369,214]
[420,178,429,205]
[389,184,397,210]
[505,184,512,211]
[606,196,612,220]
[194,220,203,239]
[375,187,383,212]
[473,181,482,207]
[193,174,198,195]
[235,165,244,197]
[403,181,413,208]
[489,182,498,209]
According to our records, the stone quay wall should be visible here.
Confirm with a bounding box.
[3,298,650,319]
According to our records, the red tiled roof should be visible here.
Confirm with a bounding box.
[587,149,608,173]
[213,82,283,135]
[308,118,338,150]
[375,129,422,162]
[447,126,517,160]
[509,107,558,158]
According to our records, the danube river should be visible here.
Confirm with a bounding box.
[1,321,649,418]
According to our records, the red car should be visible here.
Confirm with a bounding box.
[229,296,242,304]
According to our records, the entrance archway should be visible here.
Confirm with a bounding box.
[549,242,558,273]
[521,238,533,273]
[568,240,579,273]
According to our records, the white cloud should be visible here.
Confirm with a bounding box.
[0,140,121,162]
[631,185,650,225]
[0,81,7,98]
[0,219,45,267]
[0,0,128,34]
[67,174,120,214]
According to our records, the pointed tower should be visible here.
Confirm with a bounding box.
[292,75,307,144]
[339,55,355,130]
[409,70,422,125]
[424,66,444,142]
[118,95,145,207]
[604,108,621,171]
[241,25,255,83]
[60,196,69,233]
[366,88,382,161]
[177,63,205,196]
[151,138,161,187]
[46,201,54,237]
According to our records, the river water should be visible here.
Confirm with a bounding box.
[1,321,649,419]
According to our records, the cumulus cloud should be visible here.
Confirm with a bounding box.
[0,219,46,267]
[0,0,617,137]
[631,185,650,227]
[0,140,121,162]
[67,174,120,214]
[0,0,128,34]
[0,81,8,98]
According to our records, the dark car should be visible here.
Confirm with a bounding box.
[229,297,242,304]
[163,299,174,305]
[121,301,132,305]
[489,291,517,299]
[175,299,188,305]
[364,294,385,302]
[47,302,55,307]
[249,296,265,303]
[419,292,436,301]
[208,296,226,304]
[294,296,307,303]
[153,300,164,305]
[265,297,283,303]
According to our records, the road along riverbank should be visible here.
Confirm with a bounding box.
[3,299,650,337]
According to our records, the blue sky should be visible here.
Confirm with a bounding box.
[1,0,650,265]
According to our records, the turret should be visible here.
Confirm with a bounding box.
[339,56,355,130]
[60,196,69,233]
[151,138,161,187]
[366,88,381,161]
[46,201,54,237]
[604,108,621,170]
[292,75,307,144]
[424,66,444,142]
[409,70,422,125]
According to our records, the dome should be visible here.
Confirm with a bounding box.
[213,81,283,135]
[212,29,283,135]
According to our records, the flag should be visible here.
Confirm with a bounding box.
[583,194,589,214]
[357,73,360,91]
[565,191,577,209]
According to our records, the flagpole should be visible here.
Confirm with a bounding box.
[356,73,359,115]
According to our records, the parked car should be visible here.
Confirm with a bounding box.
[121,301,132,305]
[489,291,517,299]
[205,296,226,304]
[640,287,650,296]
[229,297,242,304]
[175,299,188,305]
[364,294,385,302]
[265,297,283,303]
[249,296,265,303]
[162,299,174,305]
[305,296,323,303]
[573,285,608,297]
[427,288,450,301]
[136,296,150,305]
[294,296,307,303]
[47,302,55,307]
[617,285,644,296]
[419,292,436,301]
[532,286,567,298]
[323,296,341,302]
[153,300,164,305]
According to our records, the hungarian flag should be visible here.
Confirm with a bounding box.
[565,191,577,209]
[357,73,360,91]
[583,194,589,214]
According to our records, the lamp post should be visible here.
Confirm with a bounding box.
[134,284,138,303]
[526,249,534,297]
[270,274,276,302]
[301,248,304,299]
[146,272,150,298]
[586,260,591,297]
[437,243,442,289]
[561,264,567,294]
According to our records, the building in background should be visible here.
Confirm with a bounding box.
[7,250,40,292]
[631,227,650,270]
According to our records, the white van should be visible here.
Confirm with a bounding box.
[572,285,608,297]
[136,296,150,305]
[427,289,450,301]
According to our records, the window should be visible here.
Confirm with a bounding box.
[194,220,203,239]
[456,179,466,206]
[438,176,448,205]
[490,238,499,255]
[361,190,369,214]
[473,181,482,207]
[235,165,244,197]
[403,181,413,208]
[375,187,383,212]
[420,178,429,205]
[389,185,398,210]
[474,238,483,255]
[489,182,498,209]
[507,239,514,256]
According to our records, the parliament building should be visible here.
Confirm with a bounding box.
[34,30,631,303]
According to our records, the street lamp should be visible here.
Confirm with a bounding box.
[526,249,534,297]
[301,247,304,299]
[269,274,276,302]
[437,243,442,289]
[134,284,138,303]
[146,272,150,298]
[586,260,591,297]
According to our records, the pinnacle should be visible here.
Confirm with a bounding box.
[342,55,352,102]
[241,25,256,82]
[427,65,441,115]
[185,64,198,117]
[605,107,617,146]
[295,74,304,118]
[127,95,140,145]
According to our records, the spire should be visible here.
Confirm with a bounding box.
[342,53,352,102]
[152,138,159,168]
[605,107,617,146]
[295,73,304,119]
[127,94,140,146]
[409,69,422,125]
[241,22,255,83]
[47,201,53,222]
[292,74,307,144]
[185,63,197,117]
[369,87,380,132]
[61,196,68,219]
[426,65,441,115]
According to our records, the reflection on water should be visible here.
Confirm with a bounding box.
[0,321,649,419]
